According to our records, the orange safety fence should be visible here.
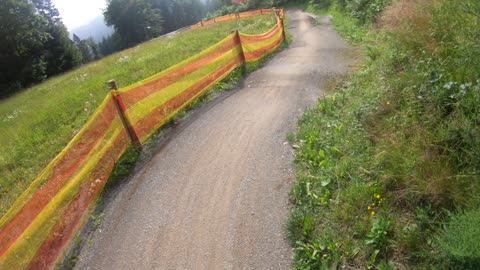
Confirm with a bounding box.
[0,8,285,270]
[191,8,279,28]
[240,15,285,62]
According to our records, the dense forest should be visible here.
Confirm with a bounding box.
[0,0,283,98]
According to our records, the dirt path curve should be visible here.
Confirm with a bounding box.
[74,9,357,270]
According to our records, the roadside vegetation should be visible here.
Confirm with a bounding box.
[0,13,277,217]
[288,0,480,269]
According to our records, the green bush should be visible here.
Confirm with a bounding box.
[437,208,480,269]
[345,0,390,23]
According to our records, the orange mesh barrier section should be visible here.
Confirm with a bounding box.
[0,96,119,255]
[240,20,281,43]
[0,8,284,270]
[191,8,279,28]
[240,16,285,62]
[120,35,239,109]
[26,133,130,270]
[132,54,244,142]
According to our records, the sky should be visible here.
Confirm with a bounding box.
[52,0,107,30]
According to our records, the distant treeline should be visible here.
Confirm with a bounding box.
[0,0,284,98]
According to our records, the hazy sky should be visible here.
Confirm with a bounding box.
[52,0,107,30]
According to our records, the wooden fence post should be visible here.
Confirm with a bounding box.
[233,30,247,75]
[234,30,246,64]
[280,17,286,42]
[108,80,142,149]
[275,9,286,43]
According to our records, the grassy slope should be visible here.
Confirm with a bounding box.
[0,14,276,216]
[289,1,480,269]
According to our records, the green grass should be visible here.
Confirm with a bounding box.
[305,4,369,43]
[0,13,276,216]
[437,208,480,268]
[289,1,480,269]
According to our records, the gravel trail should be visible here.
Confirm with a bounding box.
[74,8,357,270]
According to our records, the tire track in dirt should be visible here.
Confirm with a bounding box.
[74,8,358,270]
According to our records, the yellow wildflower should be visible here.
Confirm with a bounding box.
[371,211,376,216]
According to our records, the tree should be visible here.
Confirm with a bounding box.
[0,0,51,96]
[99,32,123,56]
[86,38,102,60]
[103,0,207,50]
[43,22,82,75]
[206,0,231,12]
[0,0,82,97]
[31,0,82,76]
[104,0,164,48]
[31,0,61,23]
[152,0,205,32]
[73,34,102,64]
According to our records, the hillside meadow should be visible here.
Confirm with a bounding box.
[0,13,276,216]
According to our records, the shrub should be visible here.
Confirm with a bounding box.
[437,208,480,269]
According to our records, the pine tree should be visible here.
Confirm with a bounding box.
[104,0,164,47]
[31,0,82,76]
[31,0,61,23]
[0,0,51,95]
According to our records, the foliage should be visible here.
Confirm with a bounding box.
[0,0,50,94]
[42,21,82,76]
[104,0,165,48]
[103,0,206,50]
[99,32,124,56]
[437,208,480,269]
[0,0,82,97]
[73,35,102,64]
[153,0,206,33]
[290,0,480,268]
[31,0,61,24]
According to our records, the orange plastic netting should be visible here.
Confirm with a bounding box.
[0,8,285,270]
